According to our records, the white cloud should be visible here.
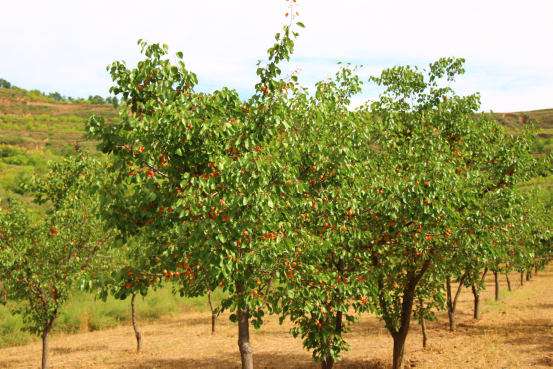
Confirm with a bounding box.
[1,0,551,112]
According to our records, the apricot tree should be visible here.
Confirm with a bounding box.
[86,3,309,367]
[0,153,115,369]
[351,57,543,369]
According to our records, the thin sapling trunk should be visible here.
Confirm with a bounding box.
[493,271,499,302]
[419,300,428,349]
[208,289,216,333]
[506,272,511,292]
[446,273,466,331]
[471,268,487,319]
[386,260,431,369]
[42,309,57,369]
[131,294,143,352]
[321,258,344,369]
[235,281,253,369]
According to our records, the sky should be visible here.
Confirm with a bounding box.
[1,0,552,112]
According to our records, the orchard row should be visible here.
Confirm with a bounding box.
[1,5,552,369]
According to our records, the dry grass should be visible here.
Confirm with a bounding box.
[1,266,552,369]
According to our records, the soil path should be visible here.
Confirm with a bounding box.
[1,267,552,368]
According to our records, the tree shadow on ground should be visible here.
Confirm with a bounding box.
[138,352,391,369]
[0,358,26,369]
[51,344,110,354]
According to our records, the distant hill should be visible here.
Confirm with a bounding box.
[485,108,553,137]
[0,87,119,208]
[482,108,553,156]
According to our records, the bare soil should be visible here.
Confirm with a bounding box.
[1,267,552,369]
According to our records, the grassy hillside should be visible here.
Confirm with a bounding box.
[484,108,553,154]
[0,87,119,208]
[486,108,553,208]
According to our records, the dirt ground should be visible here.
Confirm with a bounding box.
[1,267,552,369]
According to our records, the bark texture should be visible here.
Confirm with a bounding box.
[321,311,342,369]
[493,271,499,301]
[390,261,431,369]
[471,284,480,319]
[321,354,335,369]
[208,289,216,333]
[392,332,407,369]
[42,309,57,369]
[506,273,511,292]
[446,273,466,331]
[131,294,143,352]
[471,269,487,319]
[235,281,253,369]
[521,271,524,286]
[419,301,428,349]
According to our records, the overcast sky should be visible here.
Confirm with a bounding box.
[1,0,552,112]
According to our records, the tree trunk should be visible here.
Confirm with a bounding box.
[521,271,524,286]
[535,265,538,274]
[471,284,480,319]
[131,294,143,352]
[446,278,455,331]
[506,273,511,292]
[207,289,216,333]
[471,268,488,319]
[493,271,499,301]
[419,301,428,349]
[42,309,57,369]
[446,273,466,331]
[526,271,531,280]
[380,260,431,369]
[392,331,408,369]
[321,311,342,369]
[390,281,417,368]
[322,260,345,369]
[235,281,253,369]
[321,351,335,369]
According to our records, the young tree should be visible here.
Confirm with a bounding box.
[354,57,542,369]
[266,63,374,369]
[0,153,115,369]
[88,231,169,352]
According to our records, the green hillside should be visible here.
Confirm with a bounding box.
[485,108,553,154]
[0,86,119,208]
